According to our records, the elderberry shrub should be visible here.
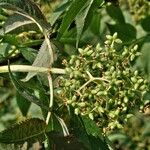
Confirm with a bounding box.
[55,33,149,132]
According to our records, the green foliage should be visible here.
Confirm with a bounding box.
[107,23,136,43]
[106,4,125,23]
[69,115,109,150]
[108,113,150,149]
[58,0,88,38]
[141,16,150,32]
[16,92,31,116]
[8,64,50,111]
[0,0,46,20]
[57,0,104,46]
[0,0,150,149]
[0,118,46,144]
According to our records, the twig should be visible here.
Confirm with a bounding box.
[0,65,66,74]
[46,73,53,124]
[44,34,54,64]
[77,71,109,93]
[55,115,69,136]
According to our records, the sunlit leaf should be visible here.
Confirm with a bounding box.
[83,0,103,32]
[23,40,51,82]
[75,0,94,47]
[58,0,87,38]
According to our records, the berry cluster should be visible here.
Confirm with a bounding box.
[55,33,148,132]
[127,0,150,22]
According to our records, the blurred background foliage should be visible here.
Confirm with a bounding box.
[0,0,150,149]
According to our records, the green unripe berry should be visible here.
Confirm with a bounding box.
[122,47,129,55]
[115,38,122,44]
[98,106,104,113]
[139,85,146,90]
[114,109,120,116]
[121,103,126,107]
[73,70,82,78]
[131,77,137,83]
[134,70,138,76]
[106,35,112,40]
[96,43,102,52]
[65,81,71,86]
[113,32,118,39]
[91,89,98,94]
[134,83,139,90]
[110,66,115,72]
[105,40,111,45]
[137,79,143,84]
[78,48,84,54]
[96,91,104,96]
[84,46,91,53]
[74,108,80,115]
[117,100,121,105]
[72,95,77,101]
[133,45,138,51]
[130,54,135,61]
[86,50,93,56]
[67,100,73,104]
[75,59,80,67]
[78,102,86,107]
[89,113,94,120]
[122,107,127,112]
[70,72,74,78]
[116,123,122,129]
[96,62,102,68]
[72,102,76,107]
[88,94,92,99]
[65,67,72,73]
[109,111,115,118]
[135,52,141,56]
[123,96,129,103]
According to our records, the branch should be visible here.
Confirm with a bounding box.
[0,65,66,74]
